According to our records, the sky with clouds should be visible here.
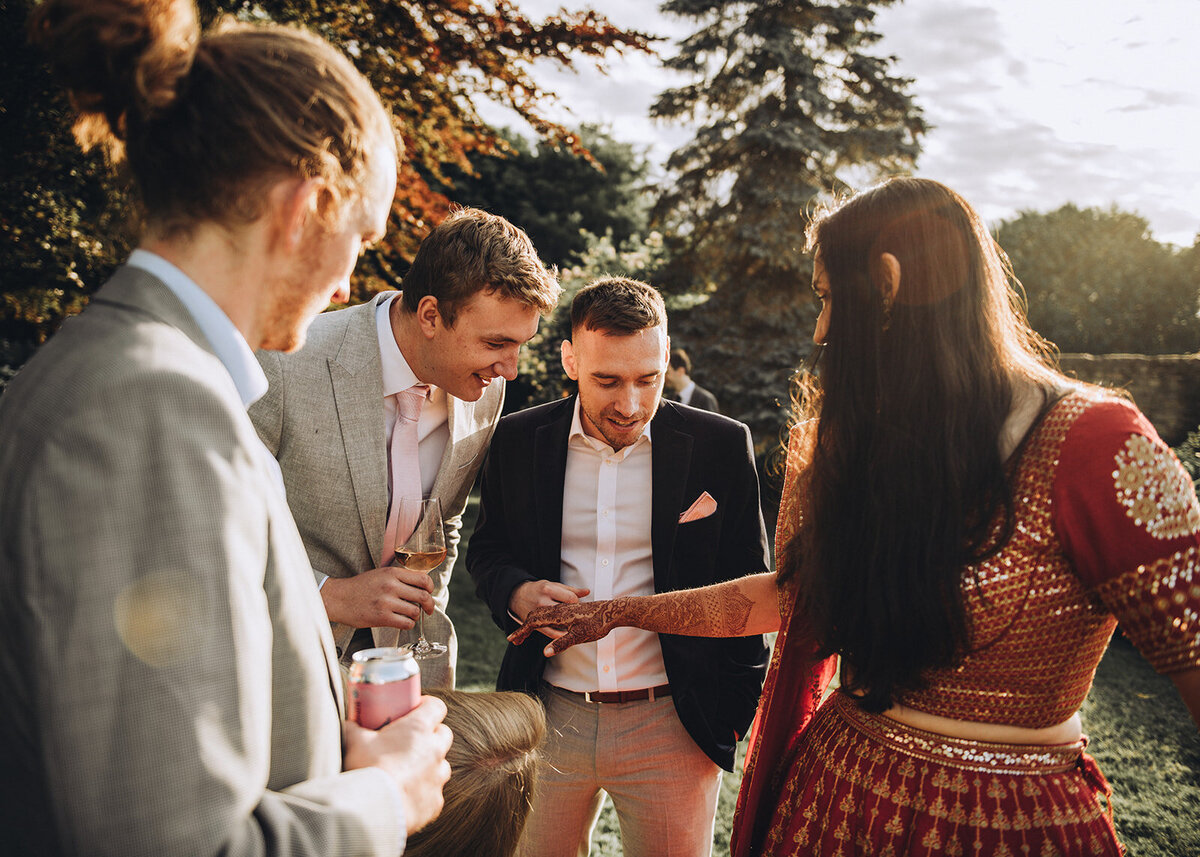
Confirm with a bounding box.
[488,0,1200,246]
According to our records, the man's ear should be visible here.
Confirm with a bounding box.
[879,252,901,303]
[270,177,321,253]
[561,339,578,380]
[415,295,442,339]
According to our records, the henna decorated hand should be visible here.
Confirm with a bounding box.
[507,598,627,657]
[506,575,771,656]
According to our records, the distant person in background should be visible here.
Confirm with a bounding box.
[0,1,452,854]
[406,690,547,857]
[665,347,719,412]
[250,208,561,689]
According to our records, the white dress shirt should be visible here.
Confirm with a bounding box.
[543,398,669,693]
[376,295,450,499]
[677,378,696,406]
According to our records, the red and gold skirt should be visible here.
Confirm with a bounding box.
[759,692,1122,857]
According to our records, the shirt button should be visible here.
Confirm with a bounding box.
[603,665,611,673]
[601,559,609,566]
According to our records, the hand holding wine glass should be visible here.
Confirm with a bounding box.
[393,497,447,659]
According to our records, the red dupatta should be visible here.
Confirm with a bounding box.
[731,432,837,857]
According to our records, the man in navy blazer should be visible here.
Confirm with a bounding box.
[467,277,769,857]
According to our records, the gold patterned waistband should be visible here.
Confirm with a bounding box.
[829,692,1086,775]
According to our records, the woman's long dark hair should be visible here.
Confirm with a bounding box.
[780,177,1063,712]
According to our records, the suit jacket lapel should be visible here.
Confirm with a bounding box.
[651,404,693,591]
[328,299,389,567]
[535,399,573,581]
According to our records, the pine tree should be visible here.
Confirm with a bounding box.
[651,0,926,448]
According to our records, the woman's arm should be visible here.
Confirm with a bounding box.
[508,572,782,657]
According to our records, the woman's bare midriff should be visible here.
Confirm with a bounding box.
[881,701,1084,746]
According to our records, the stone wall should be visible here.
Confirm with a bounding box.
[1059,353,1200,445]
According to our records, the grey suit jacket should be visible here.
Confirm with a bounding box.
[250,292,503,688]
[0,267,402,856]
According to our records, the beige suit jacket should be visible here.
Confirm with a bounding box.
[0,267,402,856]
[250,292,503,688]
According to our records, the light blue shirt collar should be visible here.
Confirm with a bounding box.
[125,249,268,408]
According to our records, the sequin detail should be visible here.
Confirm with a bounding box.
[834,693,1085,774]
[1113,433,1200,540]
[900,393,1119,727]
[760,693,1121,857]
[1094,546,1200,673]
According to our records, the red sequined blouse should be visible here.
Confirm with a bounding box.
[896,390,1200,727]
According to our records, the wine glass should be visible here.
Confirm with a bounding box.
[393,497,447,659]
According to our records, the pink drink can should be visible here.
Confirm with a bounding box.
[347,647,421,730]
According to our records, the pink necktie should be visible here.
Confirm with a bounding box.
[383,385,428,562]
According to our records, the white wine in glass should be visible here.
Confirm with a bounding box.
[393,497,447,659]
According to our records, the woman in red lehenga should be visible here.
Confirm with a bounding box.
[510,177,1200,856]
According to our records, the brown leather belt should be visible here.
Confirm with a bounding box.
[563,684,672,704]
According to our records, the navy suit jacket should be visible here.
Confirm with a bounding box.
[687,383,719,413]
[466,396,769,770]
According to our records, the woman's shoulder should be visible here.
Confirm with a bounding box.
[1055,385,1158,449]
[1020,383,1148,453]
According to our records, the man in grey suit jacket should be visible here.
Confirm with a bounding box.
[251,208,561,688]
[2,9,449,856]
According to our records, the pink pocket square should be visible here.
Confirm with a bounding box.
[679,491,717,523]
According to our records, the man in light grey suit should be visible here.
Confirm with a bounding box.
[1,6,450,855]
[251,207,561,688]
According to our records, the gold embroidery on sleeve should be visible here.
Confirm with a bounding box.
[1112,434,1200,540]
[1094,546,1200,673]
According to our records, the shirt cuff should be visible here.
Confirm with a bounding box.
[369,766,407,855]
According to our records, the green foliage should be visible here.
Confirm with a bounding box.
[507,229,673,412]
[1172,427,1200,498]
[435,125,653,269]
[995,204,1200,354]
[649,0,926,446]
[1,0,650,345]
[0,0,135,345]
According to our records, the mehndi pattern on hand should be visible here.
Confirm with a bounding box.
[509,579,758,656]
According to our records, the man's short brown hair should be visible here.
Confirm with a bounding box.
[569,276,666,336]
[400,208,561,326]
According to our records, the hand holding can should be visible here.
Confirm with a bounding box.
[342,693,452,835]
[348,647,421,729]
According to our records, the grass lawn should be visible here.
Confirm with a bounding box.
[447,494,1200,856]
